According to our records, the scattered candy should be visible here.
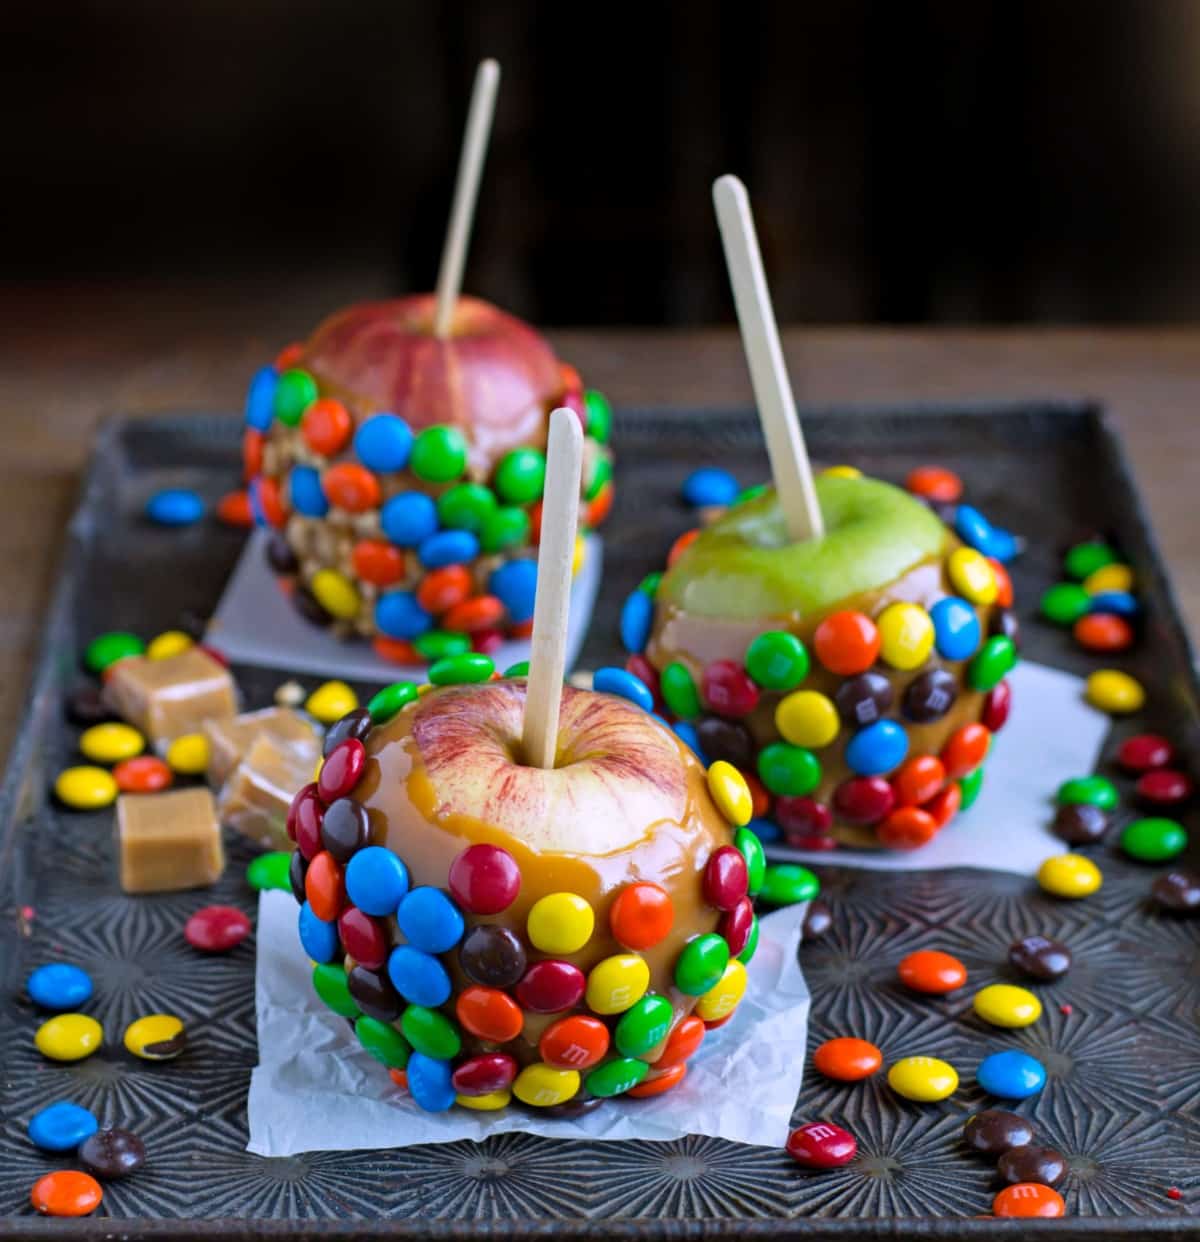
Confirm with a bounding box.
[1008,935,1071,981]
[1056,774,1118,810]
[30,1170,103,1217]
[1085,669,1145,714]
[1038,853,1103,897]
[84,631,144,673]
[1152,869,1200,914]
[78,1126,146,1179]
[977,1050,1047,1099]
[897,949,966,995]
[1117,733,1174,772]
[1136,769,1193,806]
[1040,582,1091,626]
[682,467,739,507]
[998,1145,1066,1188]
[1052,802,1108,845]
[306,680,358,725]
[27,963,93,1010]
[247,850,293,892]
[165,732,209,775]
[184,905,252,952]
[79,721,144,764]
[35,1013,103,1062]
[963,1109,1034,1157]
[54,765,119,810]
[145,488,204,526]
[992,1183,1066,1218]
[887,1055,958,1102]
[812,1037,882,1082]
[27,1102,99,1152]
[786,1121,858,1168]
[1073,612,1133,652]
[1064,540,1118,581]
[124,1013,187,1060]
[112,754,173,793]
[973,983,1042,1029]
[1120,816,1187,862]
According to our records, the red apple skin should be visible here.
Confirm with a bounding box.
[350,680,735,1061]
[300,293,565,475]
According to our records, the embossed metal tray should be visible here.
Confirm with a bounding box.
[1,403,1197,1240]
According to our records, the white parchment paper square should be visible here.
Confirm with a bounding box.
[247,890,809,1155]
[770,660,1110,875]
[206,530,602,683]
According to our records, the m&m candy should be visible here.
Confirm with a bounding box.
[27,963,93,1011]
[812,1037,883,1082]
[887,1056,959,1102]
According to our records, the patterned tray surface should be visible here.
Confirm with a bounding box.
[0,404,1197,1233]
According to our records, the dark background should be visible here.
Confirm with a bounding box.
[5,0,1200,326]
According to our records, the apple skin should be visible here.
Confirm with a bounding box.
[350,680,733,1056]
[301,293,566,475]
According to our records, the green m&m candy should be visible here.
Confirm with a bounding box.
[414,630,472,661]
[367,680,419,725]
[494,447,547,504]
[480,506,530,554]
[586,456,613,502]
[1120,817,1187,862]
[614,994,673,1057]
[737,915,760,965]
[639,572,662,598]
[410,425,467,483]
[356,1016,410,1069]
[1064,541,1118,581]
[429,653,495,686]
[1040,582,1091,626]
[312,964,360,1018]
[757,742,821,797]
[584,390,612,444]
[84,631,144,673]
[503,661,530,678]
[759,863,820,907]
[400,1006,461,1060]
[660,663,701,719]
[1056,775,1118,810]
[734,826,766,896]
[674,933,729,996]
[437,483,497,532]
[735,483,768,506]
[745,631,809,691]
[246,851,292,892]
[586,1056,648,1098]
[968,636,1017,692]
[959,766,985,809]
[273,369,318,426]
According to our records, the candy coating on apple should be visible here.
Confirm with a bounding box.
[301,294,565,474]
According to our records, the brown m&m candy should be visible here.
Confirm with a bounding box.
[963,1109,1034,1158]
[998,1145,1067,1188]
[78,1127,146,1179]
[1008,935,1072,981]
[1052,802,1108,846]
[1151,869,1200,915]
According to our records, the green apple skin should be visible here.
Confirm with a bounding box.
[658,475,951,622]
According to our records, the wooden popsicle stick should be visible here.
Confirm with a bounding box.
[712,174,824,541]
[521,408,584,769]
[433,58,501,339]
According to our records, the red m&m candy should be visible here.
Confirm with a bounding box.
[813,611,880,675]
[289,784,325,859]
[516,961,585,1014]
[452,1053,518,1096]
[1117,733,1174,772]
[786,1121,858,1168]
[701,660,760,718]
[448,844,521,915]
[1137,769,1194,806]
[982,680,1012,732]
[775,796,833,840]
[703,846,749,911]
[833,776,895,826]
[113,755,173,794]
[184,905,251,953]
[337,906,388,969]
[318,740,366,802]
[720,896,755,956]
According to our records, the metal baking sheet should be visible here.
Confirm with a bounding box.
[1,402,1197,1240]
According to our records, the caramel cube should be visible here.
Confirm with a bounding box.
[217,732,315,850]
[205,706,320,788]
[117,788,225,894]
[105,648,237,744]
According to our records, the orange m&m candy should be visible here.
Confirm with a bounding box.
[652,1015,705,1069]
[905,465,963,503]
[993,1183,1066,1218]
[242,428,264,480]
[443,595,506,633]
[353,540,406,586]
[742,769,771,819]
[113,755,173,794]
[1073,613,1133,653]
[322,463,380,512]
[539,1014,610,1069]
[941,723,990,779]
[924,782,962,828]
[253,476,287,527]
[456,986,524,1043]
[877,807,939,850]
[373,636,421,664]
[610,882,675,950]
[31,1170,102,1217]
[302,398,353,457]
[511,618,535,639]
[812,1036,883,1082]
[216,490,254,528]
[388,1067,408,1090]
[892,755,945,807]
[274,341,305,371]
[668,528,700,567]
[628,1062,687,1098]
[897,949,967,994]
[304,851,345,923]
[417,565,472,616]
[988,558,1014,608]
[814,611,880,675]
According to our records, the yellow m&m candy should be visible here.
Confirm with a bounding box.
[887,1055,959,1102]
[572,533,586,577]
[820,465,862,479]
[876,603,935,670]
[1083,563,1133,595]
[527,893,595,955]
[146,630,194,661]
[456,1090,512,1111]
[695,959,748,1022]
[310,569,361,621]
[54,766,118,810]
[35,1014,103,1062]
[79,722,144,764]
[166,733,209,776]
[776,691,839,749]
[124,1013,186,1060]
[706,761,752,827]
[586,954,650,1015]
[1038,853,1103,898]
[947,548,997,606]
[512,1064,580,1108]
[1085,669,1145,715]
[306,680,359,724]
[973,984,1042,1028]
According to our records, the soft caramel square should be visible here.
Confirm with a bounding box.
[117,787,225,894]
[105,648,237,744]
[205,706,319,788]
[217,732,314,850]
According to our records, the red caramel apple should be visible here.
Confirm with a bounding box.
[288,676,761,1114]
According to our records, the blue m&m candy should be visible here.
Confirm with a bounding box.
[145,489,204,527]
[354,413,413,473]
[682,467,739,508]
[976,1049,1046,1099]
[673,721,707,763]
[298,902,339,963]
[345,846,409,916]
[245,366,277,430]
[27,963,93,1011]
[986,527,1019,563]
[387,944,452,1008]
[1090,590,1139,617]
[594,666,654,712]
[419,529,480,569]
[620,590,654,654]
[747,815,781,844]
[397,887,464,954]
[27,1101,98,1152]
[375,591,432,640]
[954,505,993,553]
[930,596,981,661]
[381,492,439,547]
[289,465,329,518]
[407,1052,456,1112]
[845,720,909,776]
[490,559,538,622]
